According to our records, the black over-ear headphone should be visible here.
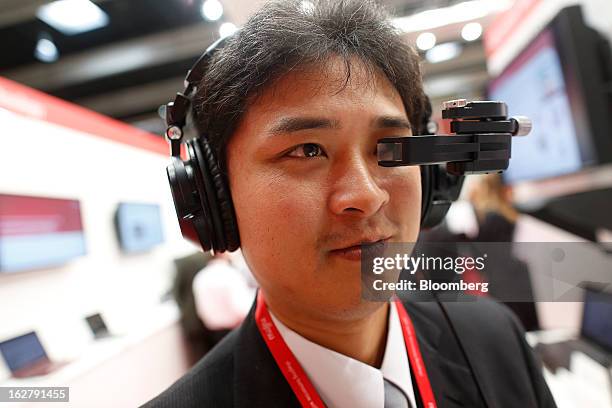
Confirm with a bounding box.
[165,36,240,254]
[164,35,527,253]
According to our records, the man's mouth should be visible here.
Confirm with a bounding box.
[329,237,391,262]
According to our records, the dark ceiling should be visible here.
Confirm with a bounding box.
[0,0,230,132]
[0,0,207,70]
[0,0,484,135]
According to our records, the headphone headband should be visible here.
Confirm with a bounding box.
[165,35,234,158]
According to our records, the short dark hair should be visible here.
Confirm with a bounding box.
[193,0,427,172]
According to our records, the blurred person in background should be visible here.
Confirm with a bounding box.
[468,174,540,331]
[192,249,257,332]
[172,251,213,364]
[469,173,518,242]
[421,174,539,330]
[173,250,256,364]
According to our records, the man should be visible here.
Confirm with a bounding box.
[144,0,556,407]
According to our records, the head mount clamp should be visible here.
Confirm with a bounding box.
[377,99,532,175]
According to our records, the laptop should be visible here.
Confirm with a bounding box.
[85,313,113,339]
[0,331,67,378]
[537,286,612,371]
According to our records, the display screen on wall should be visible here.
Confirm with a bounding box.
[488,6,612,184]
[115,203,164,253]
[0,194,86,273]
[488,29,582,183]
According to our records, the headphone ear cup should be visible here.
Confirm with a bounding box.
[420,165,465,229]
[198,138,240,251]
[166,157,213,251]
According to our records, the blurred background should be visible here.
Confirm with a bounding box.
[0,0,611,406]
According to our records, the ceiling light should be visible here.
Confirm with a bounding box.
[201,0,223,21]
[425,42,463,64]
[461,22,483,41]
[34,35,59,63]
[392,0,512,33]
[219,22,237,38]
[36,0,109,35]
[416,32,436,51]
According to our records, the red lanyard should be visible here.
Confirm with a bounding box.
[394,296,437,408]
[255,291,437,408]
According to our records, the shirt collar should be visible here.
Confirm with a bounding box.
[269,301,416,408]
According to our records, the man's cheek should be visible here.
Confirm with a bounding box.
[276,186,324,225]
[388,171,421,240]
[383,168,419,191]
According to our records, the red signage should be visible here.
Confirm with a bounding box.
[0,77,167,155]
[484,0,542,57]
[0,194,83,236]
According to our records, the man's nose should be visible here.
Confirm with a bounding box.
[328,154,390,217]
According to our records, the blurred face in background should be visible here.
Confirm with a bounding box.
[226,57,421,322]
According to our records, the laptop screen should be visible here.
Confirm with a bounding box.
[0,332,48,373]
[581,288,612,352]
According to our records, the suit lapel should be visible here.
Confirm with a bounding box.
[403,300,486,408]
[233,300,301,408]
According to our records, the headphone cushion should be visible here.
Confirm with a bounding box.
[199,138,240,251]
[189,140,224,251]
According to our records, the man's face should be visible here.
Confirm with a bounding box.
[226,58,421,321]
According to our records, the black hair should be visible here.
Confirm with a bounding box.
[193,0,428,172]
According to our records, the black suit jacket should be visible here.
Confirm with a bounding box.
[143,296,556,408]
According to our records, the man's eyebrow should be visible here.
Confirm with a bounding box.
[372,116,413,130]
[266,115,412,137]
[267,117,340,136]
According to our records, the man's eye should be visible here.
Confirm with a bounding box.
[286,143,326,158]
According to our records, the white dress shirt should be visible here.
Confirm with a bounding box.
[269,301,417,408]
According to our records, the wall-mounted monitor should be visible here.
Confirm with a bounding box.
[115,202,164,253]
[488,6,612,184]
[0,194,86,273]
